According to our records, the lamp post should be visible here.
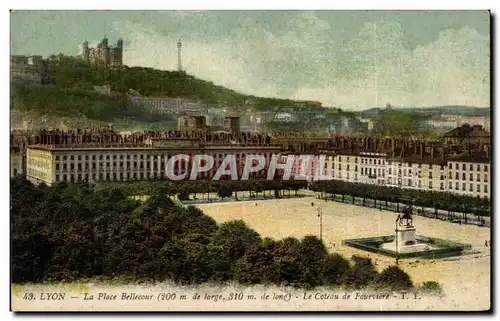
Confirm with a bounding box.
[395,220,399,266]
[317,207,323,242]
[311,202,323,242]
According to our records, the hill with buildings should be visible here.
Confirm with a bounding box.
[360,106,490,117]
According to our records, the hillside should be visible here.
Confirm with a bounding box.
[360,106,490,117]
[36,55,322,108]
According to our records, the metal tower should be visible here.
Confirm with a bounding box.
[177,39,183,72]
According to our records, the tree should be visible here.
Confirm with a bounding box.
[375,265,414,291]
[217,183,233,199]
[208,220,262,281]
[322,253,350,286]
[341,256,379,289]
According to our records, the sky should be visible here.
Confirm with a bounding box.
[10,10,490,109]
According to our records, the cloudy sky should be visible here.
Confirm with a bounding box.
[10,10,490,109]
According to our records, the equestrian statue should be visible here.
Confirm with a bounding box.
[396,205,414,227]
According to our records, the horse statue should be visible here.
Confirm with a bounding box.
[396,205,414,227]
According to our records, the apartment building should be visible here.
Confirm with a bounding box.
[323,152,360,183]
[26,144,282,186]
[446,154,490,199]
[322,149,490,199]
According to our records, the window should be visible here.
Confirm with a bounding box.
[355,174,358,180]
[404,169,407,176]
[13,168,18,176]
[470,164,473,171]
[429,172,433,179]
[462,164,466,171]
[449,182,452,189]
[355,165,358,171]
[56,164,60,170]
[378,159,381,165]
[429,164,433,170]
[469,184,473,192]
[455,163,459,170]
[470,173,473,181]
[389,168,392,175]
[440,175,444,180]
[409,169,412,175]
[338,164,341,170]
[85,155,89,160]
[63,156,67,161]
[56,156,60,161]
[63,164,67,170]
[477,164,480,171]
[484,174,488,182]
[484,165,488,172]
[440,182,444,190]
[92,155,96,160]
[78,155,81,161]
[70,155,74,160]
[428,181,433,189]
[449,171,452,178]
[484,184,488,193]
[462,173,466,181]
[455,183,459,190]
[455,172,459,180]
[347,173,350,180]
[477,184,480,192]
[477,174,481,182]
[462,183,466,191]
[78,164,82,170]
[378,169,381,175]
[347,157,349,162]
[63,174,67,181]
[70,164,74,170]
[55,175,59,181]
[408,179,412,186]
[347,165,350,171]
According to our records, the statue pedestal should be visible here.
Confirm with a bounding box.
[395,226,416,251]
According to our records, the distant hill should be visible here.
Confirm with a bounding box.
[360,106,490,118]
[32,55,323,109]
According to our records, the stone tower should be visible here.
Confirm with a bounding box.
[82,40,90,63]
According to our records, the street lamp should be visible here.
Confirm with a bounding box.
[311,202,323,242]
[317,207,323,242]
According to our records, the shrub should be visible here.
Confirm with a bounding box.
[375,265,414,291]
[419,281,444,296]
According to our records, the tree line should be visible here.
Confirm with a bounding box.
[11,177,438,292]
[309,180,490,217]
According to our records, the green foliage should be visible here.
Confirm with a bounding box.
[419,281,444,296]
[376,107,430,135]
[310,180,490,216]
[374,265,414,291]
[341,256,379,289]
[12,177,419,290]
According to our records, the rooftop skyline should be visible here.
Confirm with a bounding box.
[10,10,490,110]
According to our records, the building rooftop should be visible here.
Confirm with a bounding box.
[444,124,490,138]
[447,152,490,164]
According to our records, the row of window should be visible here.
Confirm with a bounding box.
[449,172,489,182]
[450,163,489,172]
[54,153,270,162]
[56,171,159,182]
[448,181,489,193]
